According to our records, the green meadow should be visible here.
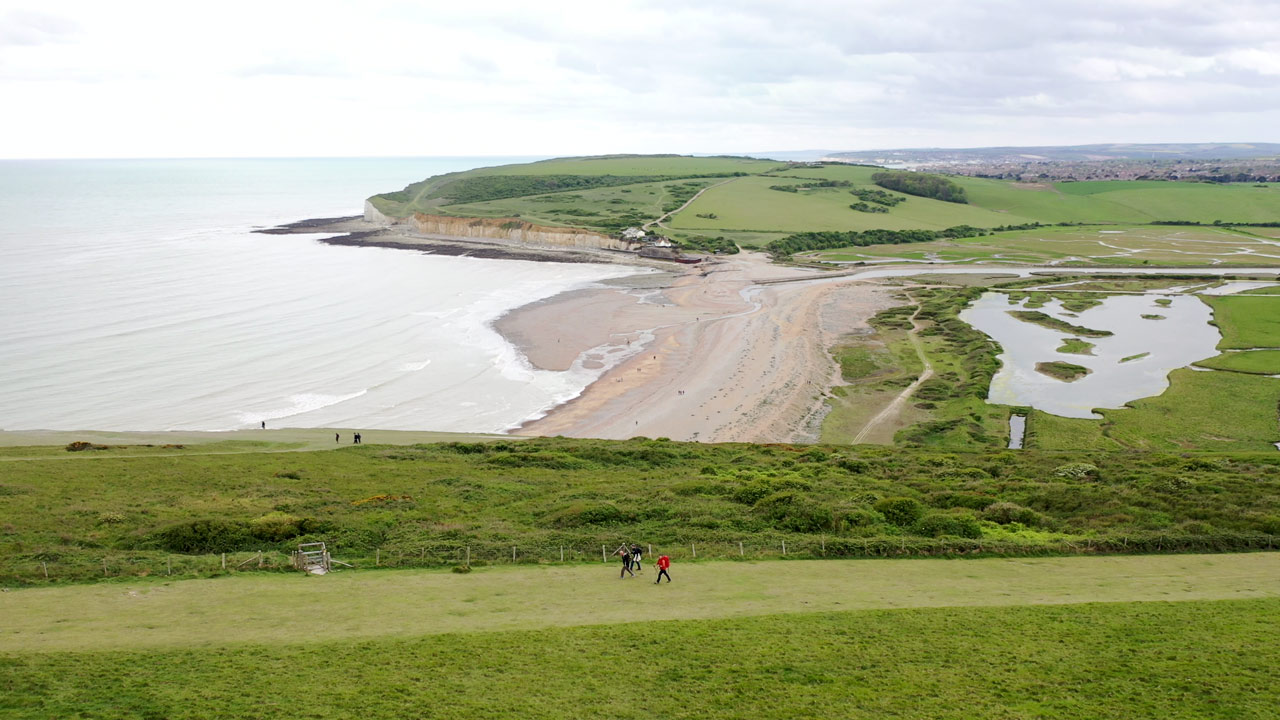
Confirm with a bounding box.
[2,557,1277,719]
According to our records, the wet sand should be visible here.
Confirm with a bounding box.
[504,252,900,443]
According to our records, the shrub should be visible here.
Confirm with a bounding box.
[451,565,472,574]
[65,441,108,452]
[981,502,1042,526]
[249,512,314,542]
[273,470,302,480]
[929,492,994,510]
[875,497,924,527]
[546,502,633,527]
[96,512,127,525]
[834,457,869,473]
[753,491,833,533]
[154,519,252,553]
[841,508,886,528]
[1148,476,1194,494]
[1054,462,1100,480]
[914,512,983,538]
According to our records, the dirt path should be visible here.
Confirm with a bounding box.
[644,177,739,231]
[852,297,933,444]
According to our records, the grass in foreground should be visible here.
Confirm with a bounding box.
[3,597,1276,719]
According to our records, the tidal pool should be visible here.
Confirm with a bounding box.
[960,293,1221,418]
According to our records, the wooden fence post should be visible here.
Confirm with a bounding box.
[221,553,226,570]
[167,556,172,575]
[648,543,653,557]
[692,543,696,558]
[466,545,471,566]
[739,541,744,556]
[376,549,380,566]
[103,557,108,577]
[602,545,607,562]
[512,546,517,563]
[820,537,825,554]
[782,540,787,556]
[41,562,48,579]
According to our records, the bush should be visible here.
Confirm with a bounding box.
[1054,462,1100,480]
[546,502,634,528]
[875,497,925,527]
[841,508,886,528]
[753,491,833,533]
[914,512,982,538]
[249,512,318,542]
[154,519,252,554]
[981,502,1042,526]
[451,565,472,574]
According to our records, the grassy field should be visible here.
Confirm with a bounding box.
[2,556,1277,718]
[1206,295,1280,348]
[1195,349,1280,374]
[808,225,1280,266]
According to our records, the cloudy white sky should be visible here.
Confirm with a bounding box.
[2,0,1279,158]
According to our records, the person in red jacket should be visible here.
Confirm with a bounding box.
[655,554,671,584]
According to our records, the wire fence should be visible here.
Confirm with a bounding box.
[3,532,1276,585]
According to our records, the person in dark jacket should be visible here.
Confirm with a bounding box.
[618,546,634,578]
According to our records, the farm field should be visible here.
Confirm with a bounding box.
[807,225,1280,266]
[1,557,1277,719]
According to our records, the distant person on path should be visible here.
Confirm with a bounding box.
[618,546,634,578]
[353,432,362,444]
[655,554,671,584]
[261,420,266,429]
[335,433,340,443]
[630,543,643,572]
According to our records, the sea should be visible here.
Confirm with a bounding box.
[0,157,647,433]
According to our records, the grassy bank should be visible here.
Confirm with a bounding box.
[4,435,1280,586]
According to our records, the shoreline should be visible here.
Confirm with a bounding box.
[255,215,664,266]
[504,252,902,443]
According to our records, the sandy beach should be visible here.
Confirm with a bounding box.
[504,252,902,443]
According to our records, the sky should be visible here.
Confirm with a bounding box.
[2,0,1279,158]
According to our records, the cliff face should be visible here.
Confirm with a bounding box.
[407,213,635,251]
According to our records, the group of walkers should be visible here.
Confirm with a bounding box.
[617,543,671,584]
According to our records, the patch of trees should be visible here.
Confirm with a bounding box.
[768,180,853,193]
[676,235,739,255]
[871,171,968,203]
[766,222,1047,258]
[850,188,906,206]
[849,202,889,213]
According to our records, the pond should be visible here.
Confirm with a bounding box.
[959,292,1221,418]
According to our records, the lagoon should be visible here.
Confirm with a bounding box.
[960,292,1221,418]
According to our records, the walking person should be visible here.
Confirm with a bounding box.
[617,545,634,579]
[630,543,643,573]
[655,554,671,584]
[335,433,340,443]
[261,420,266,430]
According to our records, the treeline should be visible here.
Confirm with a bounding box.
[675,235,739,255]
[769,180,853,192]
[872,171,968,203]
[420,172,747,206]
[766,222,1045,257]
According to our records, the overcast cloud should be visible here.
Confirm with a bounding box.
[1,0,1278,158]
